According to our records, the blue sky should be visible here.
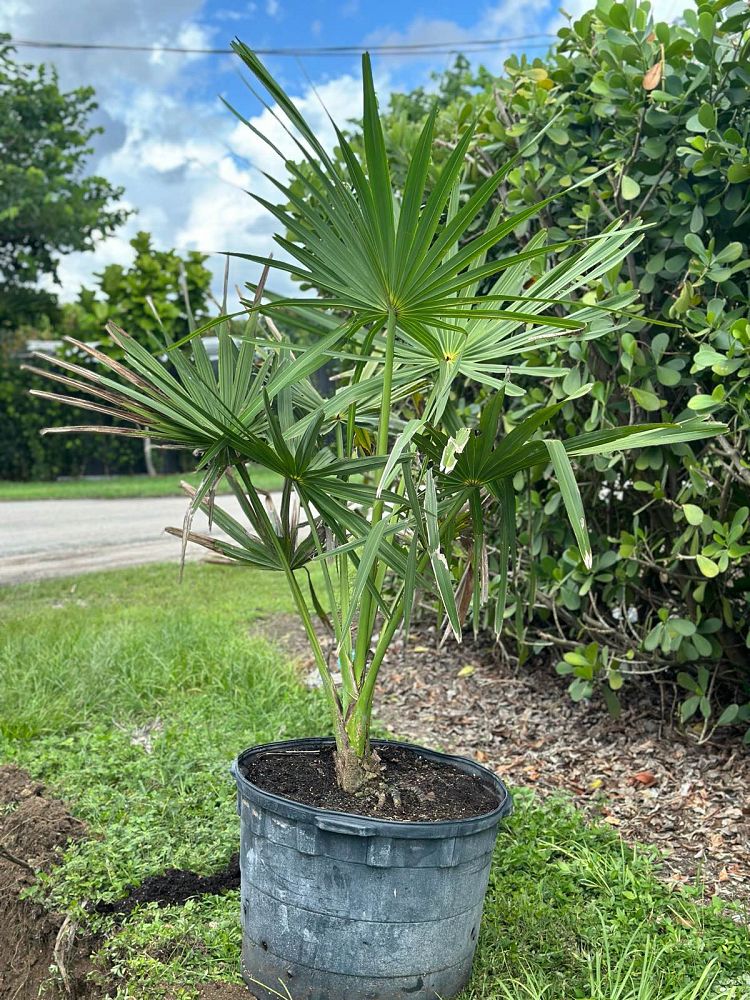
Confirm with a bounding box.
[3,0,683,299]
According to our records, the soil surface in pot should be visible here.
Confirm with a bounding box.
[242,743,500,821]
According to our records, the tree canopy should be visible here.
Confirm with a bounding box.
[0,36,129,327]
[64,231,213,351]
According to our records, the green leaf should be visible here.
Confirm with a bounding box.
[608,669,624,691]
[569,677,593,702]
[545,439,592,569]
[692,633,712,657]
[681,695,700,723]
[682,504,704,526]
[602,685,621,719]
[697,102,716,130]
[670,619,696,637]
[698,10,714,39]
[631,387,664,411]
[360,52,395,274]
[441,426,472,474]
[687,394,721,412]
[656,365,681,387]
[492,477,516,636]
[337,517,390,646]
[727,163,750,184]
[620,175,641,201]
[651,331,670,362]
[424,469,462,641]
[696,554,720,577]
[717,704,740,726]
[609,3,630,29]
[684,232,704,255]
[644,625,663,652]
[400,529,420,648]
[677,671,700,694]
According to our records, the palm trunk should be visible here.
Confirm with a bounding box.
[143,436,157,477]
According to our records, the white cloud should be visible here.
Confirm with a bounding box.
[556,0,689,28]
[362,0,553,76]
[215,3,257,22]
[228,73,361,171]
[266,0,280,17]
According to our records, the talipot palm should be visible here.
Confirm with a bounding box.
[30,46,723,794]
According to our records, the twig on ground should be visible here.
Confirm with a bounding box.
[0,844,35,874]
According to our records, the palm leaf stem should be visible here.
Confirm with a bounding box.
[233,461,343,732]
[351,310,397,691]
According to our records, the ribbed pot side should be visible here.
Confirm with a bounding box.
[231,737,513,1000]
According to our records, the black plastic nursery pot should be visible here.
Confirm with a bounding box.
[231,737,512,1000]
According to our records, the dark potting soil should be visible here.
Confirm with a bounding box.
[95,854,240,918]
[241,744,500,821]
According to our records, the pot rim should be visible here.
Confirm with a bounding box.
[232,736,512,839]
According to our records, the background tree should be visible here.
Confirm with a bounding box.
[62,232,213,474]
[65,231,213,348]
[0,35,129,330]
[3,233,213,482]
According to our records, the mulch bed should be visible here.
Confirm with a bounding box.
[254,615,750,905]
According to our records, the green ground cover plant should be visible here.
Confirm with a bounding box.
[0,564,748,999]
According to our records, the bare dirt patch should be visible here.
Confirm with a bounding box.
[252,614,750,903]
[0,763,245,1000]
[194,986,254,1000]
[0,765,98,1000]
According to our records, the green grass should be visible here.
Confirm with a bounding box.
[1,564,748,999]
[0,468,282,501]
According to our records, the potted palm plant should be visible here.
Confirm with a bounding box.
[29,45,723,1000]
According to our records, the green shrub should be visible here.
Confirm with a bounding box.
[0,354,145,480]
[1,231,213,482]
[311,0,750,737]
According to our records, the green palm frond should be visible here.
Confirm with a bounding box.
[229,43,649,349]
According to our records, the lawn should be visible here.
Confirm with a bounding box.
[0,468,282,501]
[1,563,748,999]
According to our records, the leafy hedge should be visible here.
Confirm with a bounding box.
[0,355,146,481]
[323,0,750,736]
[1,233,212,483]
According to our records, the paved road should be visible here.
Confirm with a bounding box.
[0,495,260,586]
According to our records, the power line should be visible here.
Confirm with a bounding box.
[11,35,557,58]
